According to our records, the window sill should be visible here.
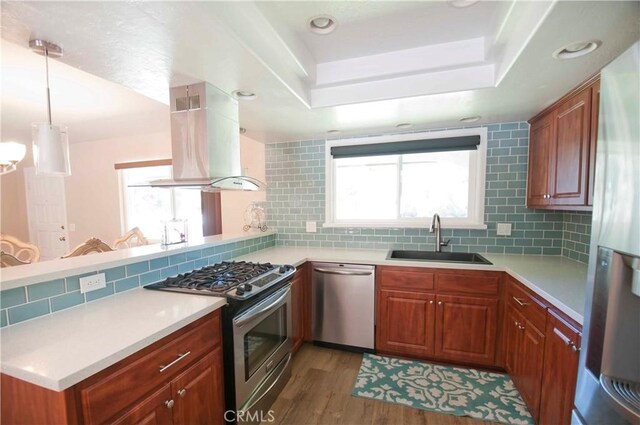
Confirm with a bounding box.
[322,222,488,230]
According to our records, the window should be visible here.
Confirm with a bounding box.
[325,128,487,228]
[119,165,203,241]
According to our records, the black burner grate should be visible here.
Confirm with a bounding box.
[161,261,274,292]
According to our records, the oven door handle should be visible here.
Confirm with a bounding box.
[234,284,291,328]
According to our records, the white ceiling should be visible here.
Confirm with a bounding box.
[1,1,638,143]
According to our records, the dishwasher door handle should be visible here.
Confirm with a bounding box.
[313,268,373,276]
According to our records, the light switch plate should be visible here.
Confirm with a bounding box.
[496,223,512,236]
[80,273,106,294]
[305,221,317,233]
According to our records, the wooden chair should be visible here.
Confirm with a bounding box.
[0,234,40,264]
[113,227,149,249]
[1,252,30,268]
[61,238,114,258]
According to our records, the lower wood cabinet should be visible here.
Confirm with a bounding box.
[435,295,498,366]
[1,311,224,425]
[538,309,582,425]
[291,263,309,354]
[376,289,436,357]
[376,266,501,367]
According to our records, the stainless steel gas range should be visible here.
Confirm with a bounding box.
[145,261,296,424]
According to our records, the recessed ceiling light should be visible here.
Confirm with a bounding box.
[448,0,480,8]
[308,15,337,35]
[460,116,481,123]
[327,129,341,134]
[232,90,257,100]
[396,123,413,129]
[553,40,601,59]
[239,127,247,134]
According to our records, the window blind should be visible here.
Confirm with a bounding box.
[330,135,480,159]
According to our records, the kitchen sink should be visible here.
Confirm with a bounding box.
[386,250,493,265]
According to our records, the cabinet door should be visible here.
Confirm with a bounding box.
[550,89,591,206]
[527,113,553,207]
[539,312,582,425]
[434,295,498,365]
[111,385,173,425]
[291,272,305,353]
[376,289,435,357]
[171,349,224,425]
[504,304,524,377]
[517,321,545,422]
[587,80,600,206]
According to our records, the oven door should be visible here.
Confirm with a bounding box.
[232,284,292,410]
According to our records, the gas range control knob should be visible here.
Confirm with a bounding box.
[278,266,287,274]
[243,283,253,292]
[236,287,245,296]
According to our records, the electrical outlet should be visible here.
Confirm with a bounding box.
[305,221,317,233]
[80,273,106,294]
[496,223,512,236]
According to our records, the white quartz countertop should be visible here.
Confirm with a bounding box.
[237,247,588,325]
[0,288,226,391]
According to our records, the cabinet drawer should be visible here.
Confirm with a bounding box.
[80,312,220,425]
[507,276,547,331]
[378,267,435,292]
[436,270,501,297]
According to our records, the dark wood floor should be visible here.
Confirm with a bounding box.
[270,344,492,425]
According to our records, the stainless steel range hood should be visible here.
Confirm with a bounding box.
[140,82,265,191]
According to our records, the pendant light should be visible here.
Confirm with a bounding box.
[29,39,71,176]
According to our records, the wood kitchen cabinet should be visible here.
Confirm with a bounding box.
[291,263,308,354]
[435,294,498,366]
[527,75,600,210]
[538,309,582,425]
[1,311,224,425]
[376,266,501,367]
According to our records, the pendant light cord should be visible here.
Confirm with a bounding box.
[45,47,52,125]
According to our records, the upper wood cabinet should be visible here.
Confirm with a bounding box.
[527,75,600,210]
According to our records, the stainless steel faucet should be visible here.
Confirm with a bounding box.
[429,213,451,252]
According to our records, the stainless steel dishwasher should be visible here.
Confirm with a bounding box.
[312,262,375,351]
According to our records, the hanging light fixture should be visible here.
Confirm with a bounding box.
[0,142,27,175]
[29,39,71,176]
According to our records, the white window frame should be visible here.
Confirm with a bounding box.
[324,128,488,229]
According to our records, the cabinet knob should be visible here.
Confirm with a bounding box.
[570,342,581,352]
[429,300,434,304]
[178,388,187,398]
[437,301,443,306]
[165,399,174,409]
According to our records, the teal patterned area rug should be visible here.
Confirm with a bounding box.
[352,354,533,425]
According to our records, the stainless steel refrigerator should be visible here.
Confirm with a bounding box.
[573,41,640,424]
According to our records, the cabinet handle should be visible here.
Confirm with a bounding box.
[165,399,174,409]
[512,296,529,307]
[178,388,187,398]
[159,351,191,373]
[570,343,581,353]
[553,327,573,347]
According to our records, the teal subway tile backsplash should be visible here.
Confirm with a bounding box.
[86,283,115,302]
[126,261,149,276]
[265,122,566,255]
[8,300,50,324]
[102,266,126,282]
[0,287,27,309]
[115,276,140,293]
[27,279,65,301]
[51,291,85,312]
[150,257,169,270]
[563,211,592,264]
[1,234,276,327]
